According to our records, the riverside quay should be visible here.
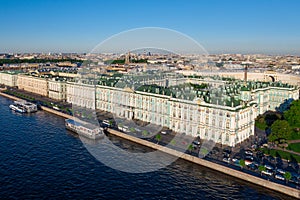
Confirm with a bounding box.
[2,71,299,146]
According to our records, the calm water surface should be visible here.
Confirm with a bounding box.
[0,96,293,199]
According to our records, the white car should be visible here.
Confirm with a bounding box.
[275,174,285,181]
[161,131,167,135]
[223,158,230,163]
[276,169,285,174]
[262,170,273,176]
[264,165,274,171]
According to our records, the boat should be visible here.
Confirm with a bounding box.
[65,119,104,139]
[14,100,38,113]
[9,104,26,113]
[9,100,38,113]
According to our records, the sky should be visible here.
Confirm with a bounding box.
[0,0,300,55]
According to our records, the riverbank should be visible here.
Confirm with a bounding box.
[0,91,299,198]
[0,91,73,119]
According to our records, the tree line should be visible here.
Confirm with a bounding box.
[268,100,300,142]
[0,58,82,65]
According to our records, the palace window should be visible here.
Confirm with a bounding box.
[225,134,229,142]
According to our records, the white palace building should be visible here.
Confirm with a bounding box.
[3,69,297,147]
[66,72,299,147]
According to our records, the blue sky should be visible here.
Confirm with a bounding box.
[0,0,300,54]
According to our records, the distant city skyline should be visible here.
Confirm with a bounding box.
[1,0,300,55]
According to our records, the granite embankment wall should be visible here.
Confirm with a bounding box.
[0,91,299,198]
[0,92,22,101]
[107,128,300,199]
[40,106,73,119]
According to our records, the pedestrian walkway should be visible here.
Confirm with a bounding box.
[288,139,300,144]
[272,146,300,156]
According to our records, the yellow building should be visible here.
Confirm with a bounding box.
[48,79,67,101]
[17,74,48,96]
[0,71,19,87]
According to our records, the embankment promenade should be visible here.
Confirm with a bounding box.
[0,91,299,198]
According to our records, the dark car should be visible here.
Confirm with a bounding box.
[245,155,254,161]
[247,163,257,170]
[290,176,300,185]
[223,149,232,154]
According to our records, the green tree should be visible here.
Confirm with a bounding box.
[170,139,176,146]
[284,172,292,183]
[155,134,161,144]
[142,130,148,136]
[269,120,292,142]
[129,127,136,132]
[284,100,300,126]
[187,144,193,153]
[239,159,246,169]
[258,165,266,176]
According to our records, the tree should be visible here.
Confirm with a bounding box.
[284,100,300,127]
[170,139,176,146]
[284,172,292,183]
[142,130,148,136]
[269,120,292,142]
[239,159,246,169]
[155,134,161,144]
[129,127,136,132]
[187,144,193,153]
[258,165,266,176]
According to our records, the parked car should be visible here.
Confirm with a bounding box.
[245,155,254,161]
[248,163,257,170]
[245,150,253,156]
[290,176,300,185]
[275,174,285,181]
[223,152,230,158]
[223,157,230,163]
[262,170,273,176]
[245,160,253,166]
[223,149,232,154]
[264,164,274,171]
[276,168,285,175]
[233,160,241,167]
[102,120,112,127]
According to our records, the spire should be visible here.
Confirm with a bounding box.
[125,51,130,65]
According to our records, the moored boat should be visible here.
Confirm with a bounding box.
[65,119,104,139]
[14,100,38,113]
[9,104,26,113]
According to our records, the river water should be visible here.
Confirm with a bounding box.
[0,96,292,199]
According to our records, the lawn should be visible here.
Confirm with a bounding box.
[287,130,300,140]
[287,143,300,153]
[260,148,300,163]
